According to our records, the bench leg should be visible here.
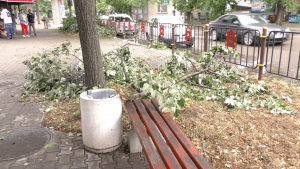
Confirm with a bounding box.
[127,126,142,153]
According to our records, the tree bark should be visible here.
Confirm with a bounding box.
[68,0,72,15]
[36,0,41,24]
[186,12,191,24]
[275,0,285,25]
[74,0,106,89]
[129,6,132,18]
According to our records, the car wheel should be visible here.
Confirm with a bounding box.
[243,32,254,46]
[212,29,217,41]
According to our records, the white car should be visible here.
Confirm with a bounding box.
[108,14,135,35]
[147,16,195,47]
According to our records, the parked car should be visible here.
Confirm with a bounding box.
[100,15,109,21]
[108,14,135,35]
[209,14,291,45]
[148,16,195,47]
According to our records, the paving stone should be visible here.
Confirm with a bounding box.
[99,154,116,165]
[128,153,144,162]
[12,158,28,166]
[0,161,14,169]
[115,158,132,169]
[25,159,43,169]
[57,154,72,166]
[86,152,101,162]
[10,166,27,169]
[0,125,10,131]
[72,140,84,150]
[70,157,87,169]
[73,137,82,141]
[86,161,101,169]
[58,147,73,156]
[99,164,117,169]
[71,149,85,159]
[55,165,72,169]
[42,161,58,169]
[43,152,59,162]
[59,138,74,147]
[44,143,61,153]
[113,149,129,159]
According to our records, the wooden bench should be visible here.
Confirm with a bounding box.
[125,99,213,169]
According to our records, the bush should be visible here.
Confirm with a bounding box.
[97,25,113,37]
[59,17,79,34]
[23,42,86,100]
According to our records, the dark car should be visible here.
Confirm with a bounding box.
[209,14,291,45]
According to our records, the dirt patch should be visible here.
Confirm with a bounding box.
[43,101,131,134]
[176,80,300,169]
[43,102,82,133]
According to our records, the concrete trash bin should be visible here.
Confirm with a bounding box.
[80,89,122,153]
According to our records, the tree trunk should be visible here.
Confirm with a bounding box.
[186,12,191,24]
[68,0,73,15]
[74,0,106,89]
[129,6,132,18]
[275,0,285,25]
[36,0,41,24]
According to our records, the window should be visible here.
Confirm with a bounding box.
[218,15,240,24]
[115,17,133,22]
[157,5,168,13]
[218,15,232,23]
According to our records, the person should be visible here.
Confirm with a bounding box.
[9,8,16,35]
[0,7,14,40]
[27,9,36,36]
[42,12,49,29]
[19,9,29,37]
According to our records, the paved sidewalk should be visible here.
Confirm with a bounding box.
[0,24,172,169]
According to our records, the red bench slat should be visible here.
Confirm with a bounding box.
[151,99,213,169]
[142,99,198,169]
[133,100,181,169]
[125,101,166,169]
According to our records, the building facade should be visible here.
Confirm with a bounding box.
[132,0,183,22]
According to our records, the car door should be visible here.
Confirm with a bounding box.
[215,15,232,41]
[226,15,242,43]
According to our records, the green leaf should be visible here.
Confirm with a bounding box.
[0,137,4,140]
[152,84,159,91]
[75,110,81,116]
[6,131,10,134]
[92,86,98,90]
[24,163,30,166]
[174,109,180,118]
[177,98,185,108]
[44,142,57,148]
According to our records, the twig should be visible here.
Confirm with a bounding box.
[182,54,198,71]
[207,71,242,85]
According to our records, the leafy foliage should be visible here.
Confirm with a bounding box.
[23,42,295,117]
[96,25,114,37]
[203,0,238,20]
[105,45,295,116]
[105,0,158,15]
[23,42,86,101]
[59,16,79,34]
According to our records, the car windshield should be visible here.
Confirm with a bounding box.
[115,17,133,22]
[238,15,268,24]
[158,17,183,24]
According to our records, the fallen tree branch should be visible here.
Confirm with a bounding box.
[182,54,198,71]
